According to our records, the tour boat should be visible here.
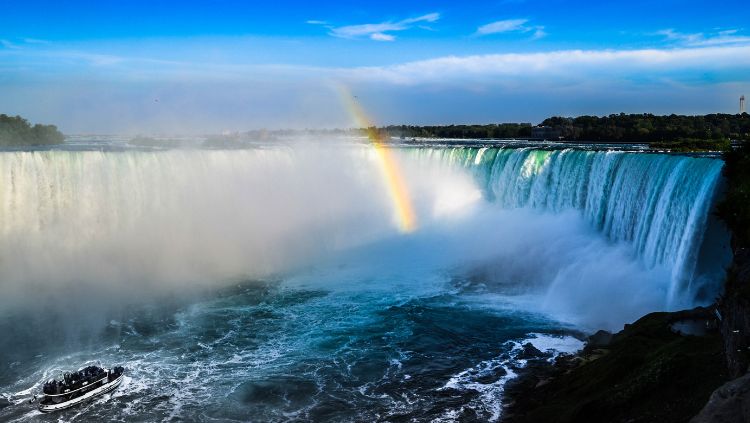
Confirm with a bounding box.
[33,365,124,412]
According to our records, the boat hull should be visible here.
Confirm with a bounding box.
[38,374,123,413]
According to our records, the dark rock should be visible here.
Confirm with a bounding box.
[586,330,613,349]
[475,367,507,384]
[691,372,750,423]
[719,248,750,378]
[0,397,10,409]
[503,310,728,423]
[553,353,582,370]
[671,319,712,336]
[734,248,750,280]
[517,343,547,360]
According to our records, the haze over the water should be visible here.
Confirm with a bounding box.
[0,143,729,332]
[1,0,749,134]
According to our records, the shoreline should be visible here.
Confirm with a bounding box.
[501,307,728,422]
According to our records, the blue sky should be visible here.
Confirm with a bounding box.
[1,0,749,133]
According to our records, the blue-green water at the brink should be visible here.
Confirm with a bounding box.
[0,143,731,422]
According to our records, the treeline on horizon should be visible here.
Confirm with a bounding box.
[3,112,750,147]
[539,113,750,142]
[375,113,750,143]
[0,114,64,147]
[374,122,533,139]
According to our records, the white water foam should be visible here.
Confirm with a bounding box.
[438,333,584,422]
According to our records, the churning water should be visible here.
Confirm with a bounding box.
[0,141,730,422]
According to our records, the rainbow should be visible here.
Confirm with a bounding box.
[338,86,417,233]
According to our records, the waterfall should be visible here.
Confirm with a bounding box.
[412,147,727,307]
[0,146,728,313]
[0,148,406,300]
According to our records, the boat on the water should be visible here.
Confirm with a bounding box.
[33,365,124,412]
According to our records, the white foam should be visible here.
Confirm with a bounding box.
[439,333,583,422]
[525,333,585,362]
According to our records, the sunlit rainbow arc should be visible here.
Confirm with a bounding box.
[338,87,417,233]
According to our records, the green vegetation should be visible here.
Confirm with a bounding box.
[0,114,64,146]
[347,114,749,151]
[540,113,750,143]
[650,138,731,152]
[197,114,747,151]
[371,123,533,139]
[355,114,749,145]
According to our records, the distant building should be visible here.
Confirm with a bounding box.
[531,126,561,140]
[742,95,746,114]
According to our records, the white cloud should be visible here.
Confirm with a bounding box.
[401,13,440,25]
[3,38,750,132]
[657,28,750,47]
[319,12,440,41]
[531,28,547,40]
[22,38,49,44]
[476,19,529,35]
[370,33,395,42]
[476,18,546,39]
[0,39,21,49]
[341,45,750,85]
[1,38,51,49]
[3,34,749,93]
[306,20,328,25]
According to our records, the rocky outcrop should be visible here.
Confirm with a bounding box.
[691,372,750,423]
[585,330,613,349]
[517,343,549,360]
[719,248,750,378]
[503,310,727,423]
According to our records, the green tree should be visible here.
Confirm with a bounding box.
[0,114,64,146]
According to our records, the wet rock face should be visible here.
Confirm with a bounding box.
[517,343,550,360]
[691,372,750,423]
[503,310,728,423]
[518,342,544,360]
[720,248,750,379]
[720,297,750,378]
[586,330,613,349]
[736,248,750,283]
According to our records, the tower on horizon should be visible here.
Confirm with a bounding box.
[742,95,746,114]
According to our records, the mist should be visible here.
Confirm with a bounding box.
[0,143,691,334]
[295,204,672,331]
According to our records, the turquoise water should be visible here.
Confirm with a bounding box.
[0,143,728,422]
[0,236,583,422]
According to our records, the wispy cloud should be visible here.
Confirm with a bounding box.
[22,38,50,45]
[0,39,21,49]
[1,38,50,50]
[656,28,750,47]
[476,18,546,39]
[370,33,396,42]
[341,45,750,85]
[3,39,749,132]
[310,12,440,41]
[5,39,749,88]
